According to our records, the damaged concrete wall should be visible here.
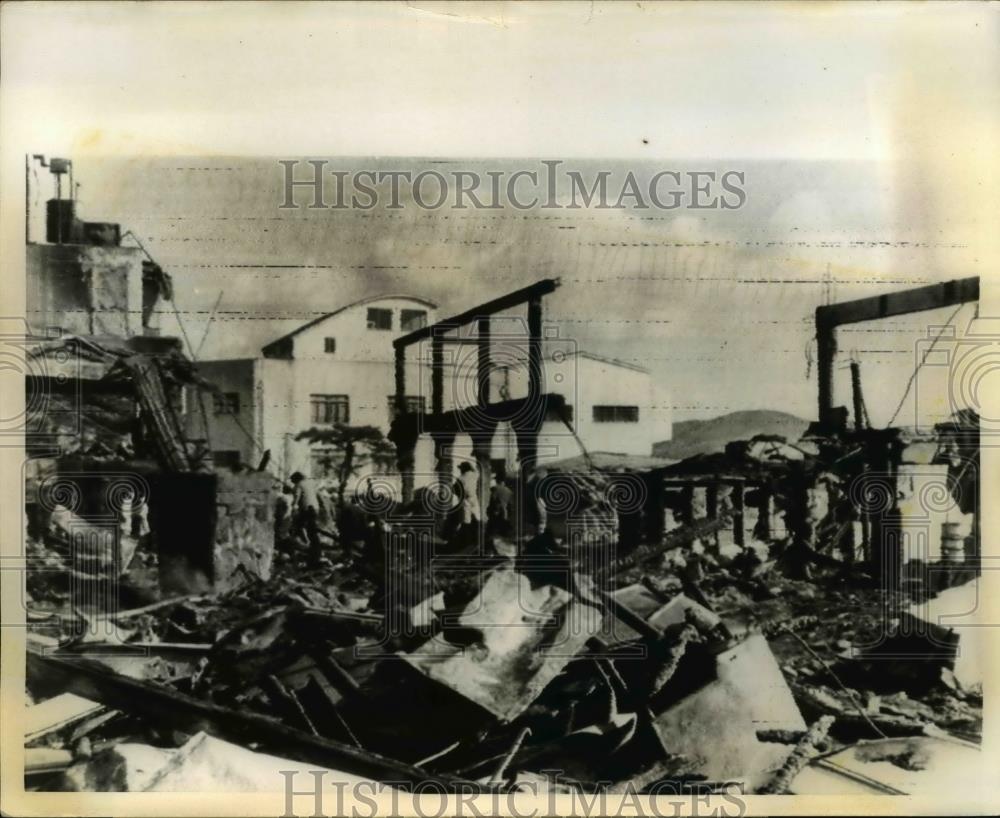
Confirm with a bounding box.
[27,243,144,338]
[214,471,275,591]
[152,470,274,595]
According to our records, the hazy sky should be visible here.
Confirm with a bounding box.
[4,3,997,425]
[32,153,980,427]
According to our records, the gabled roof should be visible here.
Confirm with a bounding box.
[261,293,437,356]
[571,350,649,374]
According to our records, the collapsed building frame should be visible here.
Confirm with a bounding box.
[815,275,980,428]
[390,277,567,521]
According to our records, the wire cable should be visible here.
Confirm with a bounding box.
[886,303,966,428]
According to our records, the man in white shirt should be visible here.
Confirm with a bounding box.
[453,461,481,548]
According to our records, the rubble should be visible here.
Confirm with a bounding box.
[26,519,982,793]
[63,732,380,793]
[400,567,604,721]
[788,735,982,795]
[650,634,805,790]
[23,404,984,794]
[21,255,983,795]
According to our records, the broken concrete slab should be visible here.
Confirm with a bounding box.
[147,732,379,791]
[652,633,805,789]
[909,578,982,691]
[62,731,391,792]
[64,742,174,792]
[608,585,721,644]
[401,568,603,721]
[25,693,104,743]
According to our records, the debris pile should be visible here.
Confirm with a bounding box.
[20,258,983,796]
[25,489,982,795]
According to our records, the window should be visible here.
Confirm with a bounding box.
[367,308,392,330]
[311,394,349,424]
[324,337,337,354]
[388,394,426,421]
[593,405,639,423]
[213,392,240,415]
[400,309,428,332]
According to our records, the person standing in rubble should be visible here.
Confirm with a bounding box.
[488,476,514,539]
[454,462,481,548]
[289,471,322,566]
[274,481,295,550]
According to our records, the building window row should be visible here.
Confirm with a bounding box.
[592,404,639,423]
[388,394,426,420]
[309,393,435,425]
[366,307,428,332]
[310,394,350,424]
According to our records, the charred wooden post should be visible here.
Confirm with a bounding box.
[526,295,543,405]
[431,333,444,417]
[393,345,415,503]
[477,316,491,407]
[732,480,746,547]
[850,360,865,431]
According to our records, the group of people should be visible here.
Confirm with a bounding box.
[425,461,553,551]
[446,461,516,547]
[273,460,553,566]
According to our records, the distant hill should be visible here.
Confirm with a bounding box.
[653,410,810,460]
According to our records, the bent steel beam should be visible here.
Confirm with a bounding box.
[815,276,979,426]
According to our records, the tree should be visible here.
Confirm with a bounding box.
[295,424,397,505]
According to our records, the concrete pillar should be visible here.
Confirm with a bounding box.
[431,335,444,416]
[678,484,695,526]
[732,482,745,547]
[707,483,720,519]
[477,317,491,407]
[527,296,543,409]
[396,443,416,505]
[514,424,542,541]
[432,432,455,485]
[472,432,494,551]
[431,431,456,534]
[817,315,837,427]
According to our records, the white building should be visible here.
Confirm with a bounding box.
[541,351,668,462]
[187,294,439,478]
[190,295,671,484]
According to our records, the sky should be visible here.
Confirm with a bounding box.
[4,2,998,426]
